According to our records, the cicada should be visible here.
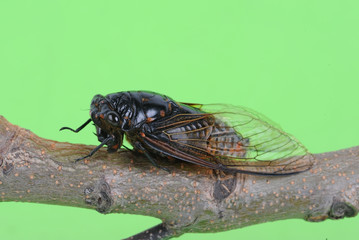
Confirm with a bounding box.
[60,91,313,175]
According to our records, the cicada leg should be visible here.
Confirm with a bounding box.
[75,136,114,162]
[212,170,237,201]
[133,141,170,173]
[122,145,134,152]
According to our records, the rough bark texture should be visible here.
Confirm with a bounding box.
[0,115,358,239]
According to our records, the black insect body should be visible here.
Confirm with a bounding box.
[60,91,313,175]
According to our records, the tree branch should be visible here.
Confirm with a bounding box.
[0,115,358,239]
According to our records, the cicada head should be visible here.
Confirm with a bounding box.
[90,94,124,152]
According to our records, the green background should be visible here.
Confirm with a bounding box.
[0,0,358,239]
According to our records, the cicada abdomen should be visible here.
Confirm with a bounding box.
[207,118,249,158]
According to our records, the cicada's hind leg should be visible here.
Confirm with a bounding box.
[212,168,238,201]
[133,141,170,173]
[122,145,134,152]
[116,144,136,156]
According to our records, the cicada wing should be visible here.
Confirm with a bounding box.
[141,135,221,170]
[160,103,314,175]
[143,113,223,170]
[193,104,314,174]
[178,102,204,110]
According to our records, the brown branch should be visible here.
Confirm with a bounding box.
[0,115,358,240]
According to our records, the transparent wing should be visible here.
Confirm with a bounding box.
[152,103,312,175]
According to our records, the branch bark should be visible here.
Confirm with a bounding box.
[0,115,358,240]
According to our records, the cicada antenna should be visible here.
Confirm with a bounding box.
[59,119,92,133]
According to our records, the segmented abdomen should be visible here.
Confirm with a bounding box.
[164,116,248,159]
[207,119,248,158]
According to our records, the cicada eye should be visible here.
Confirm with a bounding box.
[106,112,120,126]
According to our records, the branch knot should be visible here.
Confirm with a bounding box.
[329,200,357,219]
[84,180,113,214]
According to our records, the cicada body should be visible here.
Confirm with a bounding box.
[60,91,313,175]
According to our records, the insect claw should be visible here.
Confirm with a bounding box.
[160,166,171,173]
[74,156,88,163]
